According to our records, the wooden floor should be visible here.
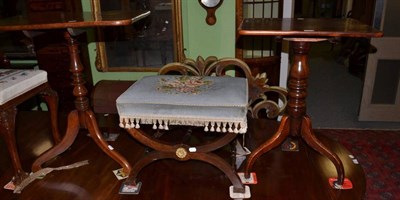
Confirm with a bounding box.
[0,111,365,199]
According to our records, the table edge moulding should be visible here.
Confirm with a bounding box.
[0,11,151,31]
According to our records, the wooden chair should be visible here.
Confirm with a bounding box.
[0,69,60,186]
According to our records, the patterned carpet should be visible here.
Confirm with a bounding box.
[318,129,400,200]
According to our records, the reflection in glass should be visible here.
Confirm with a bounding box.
[93,0,183,72]
[101,0,174,67]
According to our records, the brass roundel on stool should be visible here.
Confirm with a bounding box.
[176,147,187,159]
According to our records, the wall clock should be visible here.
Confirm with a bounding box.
[198,0,224,25]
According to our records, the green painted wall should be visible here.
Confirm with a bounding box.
[81,0,235,83]
[183,1,235,58]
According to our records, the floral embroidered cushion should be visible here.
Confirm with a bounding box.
[0,69,47,104]
[116,75,248,134]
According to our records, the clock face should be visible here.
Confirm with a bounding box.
[201,0,221,8]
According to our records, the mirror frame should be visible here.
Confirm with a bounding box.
[91,0,184,72]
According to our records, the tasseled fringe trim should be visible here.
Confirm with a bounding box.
[119,117,247,134]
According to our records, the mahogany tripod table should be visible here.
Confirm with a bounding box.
[0,10,150,177]
[238,18,382,188]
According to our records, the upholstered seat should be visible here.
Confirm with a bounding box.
[117,75,249,134]
[0,69,59,187]
[0,69,48,104]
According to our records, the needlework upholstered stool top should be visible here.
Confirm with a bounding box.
[117,75,248,133]
[0,69,59,188]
